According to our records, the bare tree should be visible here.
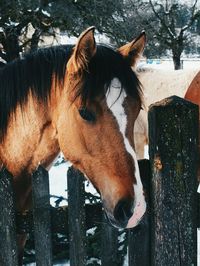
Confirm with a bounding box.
[147,0,200,69]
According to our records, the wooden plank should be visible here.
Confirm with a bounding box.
[101,217,120,266]
[32,165,53,266]
[128,159,151,266]
[67,166,86,266]
[0,168,18,266]
[148,96,198,266]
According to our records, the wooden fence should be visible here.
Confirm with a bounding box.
[0,96,198,266]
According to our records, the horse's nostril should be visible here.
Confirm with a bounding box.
[113,199,133,224]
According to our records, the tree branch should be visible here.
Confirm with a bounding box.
[149,0,176,39]
[132,1,171,46]
[180,0,200,35]
[191,0,198,17]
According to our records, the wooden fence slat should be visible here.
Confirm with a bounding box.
[32,165,53,266]
[101,217,120,266]
[148,96,198,266]
[0,168,18,266]
[128,159,151,266]
[67,166,86,266]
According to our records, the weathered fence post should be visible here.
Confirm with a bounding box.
[101,218,120,266]
[32,166,53,266]
[128,159,151,266]
[67,166,86,266]
[0,168,18,266]
[148,96,198,266]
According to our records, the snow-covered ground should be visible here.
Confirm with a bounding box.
[139,58,200,70]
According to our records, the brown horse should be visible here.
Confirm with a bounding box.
[0,27,146,262]
[185,71,200,105]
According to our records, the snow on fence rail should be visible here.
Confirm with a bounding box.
[0,96,198,266]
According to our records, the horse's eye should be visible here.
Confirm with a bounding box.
[79,107,96,122]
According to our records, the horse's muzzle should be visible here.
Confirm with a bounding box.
[105,197,146,229]
[113,199,133,225]
[105,198,134,228]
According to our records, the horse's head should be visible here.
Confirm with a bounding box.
[55,27,146,228]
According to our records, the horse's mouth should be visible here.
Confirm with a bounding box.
[104,211,127,229]
[104,209,146,229]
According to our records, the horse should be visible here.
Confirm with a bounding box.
[0,27,146,264]
[185,71,200,104]
[134,67,199,159]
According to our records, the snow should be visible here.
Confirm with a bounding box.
[60,32,110,46]
[87,258,101,264]
[138,58,200,71]
[26,260,69,266]
[49,162,69,206]
[5,21,19,26]
[51,262,70,266]
[49,160,98,207]
[86,227,97,236]
[123,253,128,266]
[41,9,51,17]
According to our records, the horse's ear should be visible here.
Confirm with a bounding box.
[72,26,97,72]
[118,31,146,67]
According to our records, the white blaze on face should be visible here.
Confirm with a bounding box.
[106,78,146,228]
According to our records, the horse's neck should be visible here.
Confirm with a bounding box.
[185,71,200,106]
[138,68,199,106]
[0,98,60,177]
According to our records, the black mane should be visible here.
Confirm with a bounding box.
[78,45,142,105]
[0,44,141,140]
[0,45,73,139]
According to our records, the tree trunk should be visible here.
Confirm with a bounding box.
[172,55,182,70]
[172,42,183,70]
[30,28,41,51]
[4,28,21,62]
